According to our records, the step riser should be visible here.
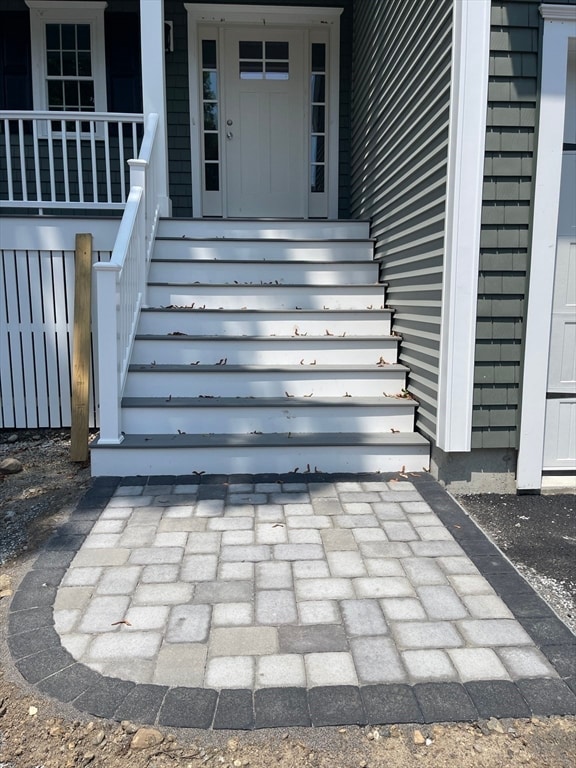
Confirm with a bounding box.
[121,405,415,435]
[91,444,429,476]
[146,285,385,310]
[152,240,374,262]
[137,312,391,337]
[132,340,399,365]
[124,370,408,398]
[157,220,371,240]
[148,261,379,285]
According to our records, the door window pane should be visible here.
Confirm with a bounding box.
[309,43,326,193]
[239,41,289,80]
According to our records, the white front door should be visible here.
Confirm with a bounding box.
[223,28,305,218]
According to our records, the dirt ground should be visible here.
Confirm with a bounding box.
[1,429,575,768]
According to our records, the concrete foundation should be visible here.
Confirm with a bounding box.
[430,446,518,494]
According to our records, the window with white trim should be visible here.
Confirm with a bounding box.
[26,1,107,117]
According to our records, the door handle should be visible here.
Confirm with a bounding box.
[226,131,233,140]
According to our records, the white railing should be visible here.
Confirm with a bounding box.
[0,111,144,210]
[93,113,160,445]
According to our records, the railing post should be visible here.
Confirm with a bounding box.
[129,158,149,304]
[93,263,124,445]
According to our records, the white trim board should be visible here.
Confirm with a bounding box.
[184,3,342,219]
[436,0,491,452]
[0,217,120,251]
[516,5,576,491]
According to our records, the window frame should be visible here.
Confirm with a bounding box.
[26,1,108,122]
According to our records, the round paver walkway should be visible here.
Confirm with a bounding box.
[8,473,576,729]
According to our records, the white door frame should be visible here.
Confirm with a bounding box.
[516,4,576,491]
[184,3,342,218]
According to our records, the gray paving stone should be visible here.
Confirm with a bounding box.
[295,578,355,601]
[83,533,123,549]
[159,687,218,728]
[108,495,154,508]
[96,566,142,595]
[254,687,310,728]
[274,544,324,561]
[286,515,332,529]
[162,505,195,518]
[228,492,266,504]
[306,652,358,687]
[114,683,168,724]
[326,551,367,577]
[497,646,558,679]
[141,564,180,583]
[209,627,278,657]
[342,502,373,515]
[36,663,101,703]
[125,605,170,631]
[380,598,427,621]
[208,517,254,531]
[457,619,534,646]
[359,541,412,558]
[256,590,297,624]
[382,521,418,541]
[288,529,322,545]
[61,567,103,587]
[354,577,414,599]
[407,514,439,527]
[195,499,225,517]
[312,498,344,516]
[448,647,511,682]
[399,500,432,512]
[153,531,188,548]
[158,518,206,532]
[308,686,366,726]
[341,599,388,637]
[448,574,495,595]
[402,650,458,682]
[516,679,576,716]
[279,625,348,654]
[352,528,387,543]
[255,504,284,521]
[437,556,480,575]
[91,519,126,534]
[87,631,162,660]
[126,508,164,525]
[185,531,221,553]
[409,541,465,557]
[256,561,292,589]
[350,637,407,684]
[414,682,478,723]
[461,593,514,619]
[221,545,271,562]
[219,562,254,581]
[335,482,363,492]
[401,557,448,586]
[72,548,130,568]
[166,604,212,643]
[193,580,253,604]
[334,515,380,528]
[417,586,469,620]
[360,684,423,724]
[153,643,208,686]
[181,554,218,582]
[340,492,381,503]
[129,547,183,565]
[292,560,330,578]
[255,523,288,544]
[256,654,306,688]
[119,525,157,548]
[298,600,340,624]
[213,689,254,730]
[365,558,405,577]
[95,659,155,684]
[321,528,357,551]
[417,526,454,542]
[54,586,94,612]
[270,493,310,504]
[392,621,463,649]
[213,602,253,627]
[133,583,194,605]
[465,680,531,719]
[371,502,405,519]
[77,596,131,633]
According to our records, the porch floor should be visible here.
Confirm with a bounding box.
[8,473,576,728]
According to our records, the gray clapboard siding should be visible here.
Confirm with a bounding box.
[350,0,452,442]
[472,0,544,450]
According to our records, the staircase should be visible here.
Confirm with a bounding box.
[90,219,429,476]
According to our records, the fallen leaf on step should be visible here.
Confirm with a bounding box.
[111,620,132,627]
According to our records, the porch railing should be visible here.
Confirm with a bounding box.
[94,113,161,445]
[0,111,144,210]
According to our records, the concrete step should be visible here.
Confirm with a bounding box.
[148,259,379,285]
[131,335,399,366]
[157,218,371,241]
[137,308,392,337]
[124,363,409,398]
[120,396,416,434]
[90,431,430,476]
[152,238,374,262]
[146,283,385,310]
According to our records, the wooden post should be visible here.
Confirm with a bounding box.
[70,233,93,462]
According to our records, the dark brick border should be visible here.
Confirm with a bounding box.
[7,473,576,729]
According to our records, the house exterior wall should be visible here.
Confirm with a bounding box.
[350,0,453,442]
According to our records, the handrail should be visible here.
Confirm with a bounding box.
[0,111,144,210]
[93,113,160,445]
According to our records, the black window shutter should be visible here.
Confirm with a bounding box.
[105,12,143,113]
[0,12,33,110]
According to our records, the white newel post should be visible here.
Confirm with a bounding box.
[140,0,171,216]
[94,263,124,444]
[129,158,148,301]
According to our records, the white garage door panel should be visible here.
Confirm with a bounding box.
[543,399,576,469]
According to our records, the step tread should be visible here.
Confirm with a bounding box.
[121,396,416,408]
[94,431,429,449]
[151,258,376,264]
[140,307,392,315]
[128,363,408,372]
[147,281,382,288]
[155,237,375,244]
[135,334,398,342]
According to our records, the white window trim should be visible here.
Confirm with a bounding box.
[26,0,108,121]
[436,0,491,452]
[516,5,576,491]
[185,3,341,218]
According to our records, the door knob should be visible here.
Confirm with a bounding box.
[226,131,233,139]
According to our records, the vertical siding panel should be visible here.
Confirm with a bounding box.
[27,252,50,426]
[3,250,27,426]
[0,250,16,427]
[351,0,452,441]
[15,250,37,426]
